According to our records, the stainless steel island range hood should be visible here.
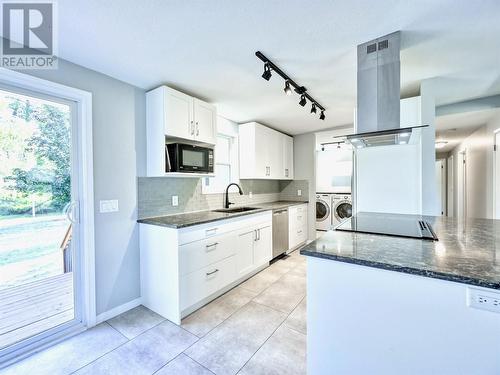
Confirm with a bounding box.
[345,31,427,148]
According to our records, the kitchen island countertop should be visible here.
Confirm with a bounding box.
[301,213,500,290]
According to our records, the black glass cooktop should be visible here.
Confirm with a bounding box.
[336,212,438,241]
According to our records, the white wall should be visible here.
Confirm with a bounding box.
[294,133,316,240]
[23,59,146,315]
[354,96,424,215]
[450,120,496,219]
[315,148,352,193]
[315,127,354,194]
[420,81,439,215]
[355,144,421,214]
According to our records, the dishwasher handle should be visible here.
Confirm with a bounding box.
[273,209,288,215]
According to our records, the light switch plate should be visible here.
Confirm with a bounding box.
[100,200,119,213]
[172,196,179,206]
[297,189,302,196]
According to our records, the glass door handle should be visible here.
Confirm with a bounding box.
[64,200,79,224]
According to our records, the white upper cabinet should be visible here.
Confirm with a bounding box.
[164,88,194,140]
[146,86,217,176]
[400,96,421,127]
[147,85,216,144]
[239,122,294,180]
[193,98,216,145]
[282,135,294,179]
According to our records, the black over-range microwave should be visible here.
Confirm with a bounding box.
[166,143,214,173]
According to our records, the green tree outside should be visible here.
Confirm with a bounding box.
[0,94,70,216]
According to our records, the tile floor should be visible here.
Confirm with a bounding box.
[1,250,307,375]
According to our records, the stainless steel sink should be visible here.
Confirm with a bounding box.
[212,207,260,213]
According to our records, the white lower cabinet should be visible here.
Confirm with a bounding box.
[288,203,308,250]
[179,232,237,276]
[254,225,272,265]
[140,211,272,324]
[237,230,256,277]
[236,224,272,278]
[180,255,237,310]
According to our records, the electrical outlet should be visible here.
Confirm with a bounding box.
[297,189,302,196]
[249,191,253,199]
[99,200,118,213]
[468,287,500,313]
[172,196,179,206]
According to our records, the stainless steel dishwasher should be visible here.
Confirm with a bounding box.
[272,208,289,259]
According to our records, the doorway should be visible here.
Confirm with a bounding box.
[495,132,500,219]
[0,71,95,365]
[435,160,446,216]
[447,155,454,217]
[457,150,467,221]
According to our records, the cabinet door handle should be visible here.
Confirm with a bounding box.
[190,120,194,135]
[205,242,218,252]
[254,230,258,241]
[206,269,219,276]
[196,122,199,136]
[297,230,302,234]
[205,228,218,237]
[285,168,288,177]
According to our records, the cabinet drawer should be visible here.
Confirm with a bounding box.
[290,227,307,246]
[289,204,307,230]
[289,219,307,249]
[179,233,236,276]
[180,255,236,310]
[178,211,272,245]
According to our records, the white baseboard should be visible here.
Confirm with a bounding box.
[95,297,142,324]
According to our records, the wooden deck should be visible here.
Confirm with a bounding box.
[0,273,74,349]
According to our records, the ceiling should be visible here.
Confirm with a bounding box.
[435,108,500,153]
[22,0,500,134]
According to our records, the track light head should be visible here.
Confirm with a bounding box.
[299,95,307,107]
[320,110,325,120]
[261,63,272,81]
[311,103,317,114]
[284,81,292,95]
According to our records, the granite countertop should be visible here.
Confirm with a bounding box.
[137,201,308,229]
[301,213,500,290]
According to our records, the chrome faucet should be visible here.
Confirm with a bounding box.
[224,183,243,209]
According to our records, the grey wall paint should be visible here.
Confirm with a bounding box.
[22,59,146,315]
[138,178,308,218]
[293,133,317,241]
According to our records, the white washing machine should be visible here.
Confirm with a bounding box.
[316,193,333,231]
[332,194,352,226]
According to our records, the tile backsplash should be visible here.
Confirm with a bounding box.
[138,177,308,218]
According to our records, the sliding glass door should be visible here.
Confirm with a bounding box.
[0,85,83,358]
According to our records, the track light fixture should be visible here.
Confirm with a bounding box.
[256,51,325,120]
[261,63,272,81]
[284,81,292,95]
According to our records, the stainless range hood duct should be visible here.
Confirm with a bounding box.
[345,31,426,148]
